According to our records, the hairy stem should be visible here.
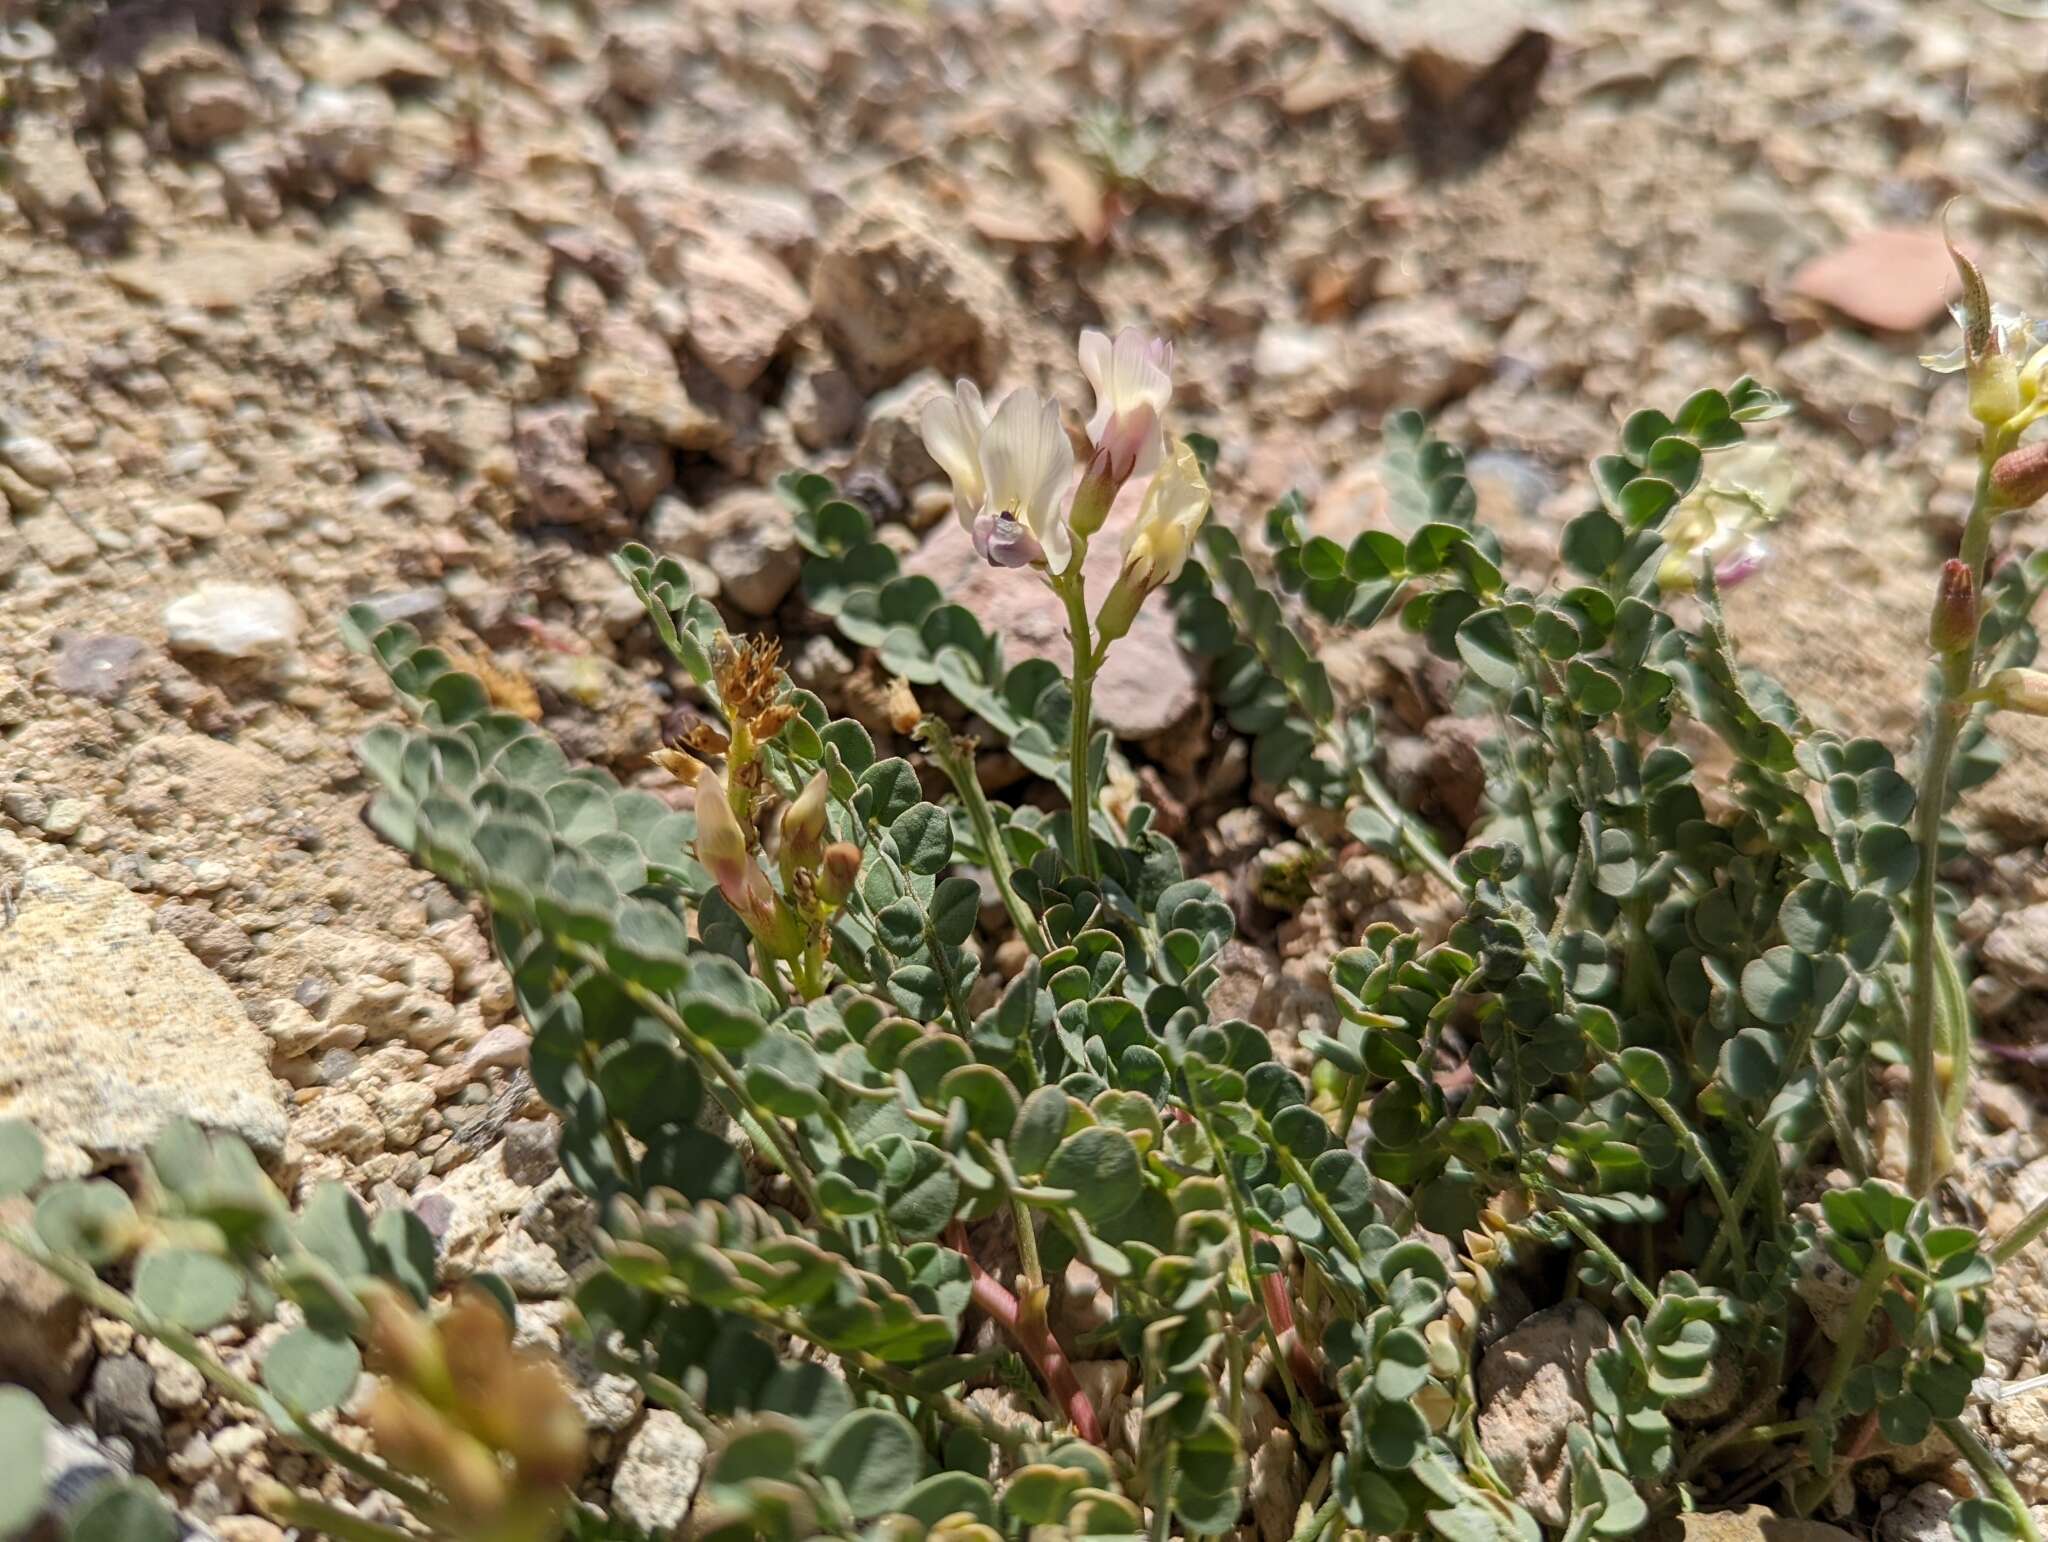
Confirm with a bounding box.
[1940,1414,2046,1542]
[1908,460,1993,1194]
[1057,565,1103,880]
[922,717,1050,953]
[1995,1190,2048,1268]
[1795,1255,1891,1513]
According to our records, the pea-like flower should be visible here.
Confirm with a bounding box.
[1095,438,1211,642]
[922,383,1077,573]
[1080,326,1174,481]
[694,773,774,923]
[919,379,990,527]
[1654,442,1794,592]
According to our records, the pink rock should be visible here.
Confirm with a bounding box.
[1788,228,1959,333]
[905,480,1199,740]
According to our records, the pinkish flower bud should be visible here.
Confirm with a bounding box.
[1929,559,1976,655]
[1713,539,1769,590]
[817,842,861,908]
[1991,440,2048,510]
[693,776,756,912]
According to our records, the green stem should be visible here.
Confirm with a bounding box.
[0,1224,443,1517]
[1550,1202,1656,1310]
[262,1494,422,1542]
[922,717,1050,953]
[1908,460,1995,1194]
[1146,1359,1176,1542]
[1058,567,1102,881]
[1795,1256,1891,1512]
[1995,1191,2048,1268]
[581,946,827,1223]
[1290,1496,1342,1542]
[1940,1415,2046,1541]
[1596,1045,1743,1272]
[1192,1103,1326,1452]
[1350,755,1462,892]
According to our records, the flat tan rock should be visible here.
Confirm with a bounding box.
[1656,1504,1857,1542]
[1788,228,1957,332]
[0,859,286,1178]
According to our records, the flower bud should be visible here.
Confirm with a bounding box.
[885,676,922,735]
[1991,440,2048,510]
[1929,559,1977,655]
[818,841,861,908]
[693,775,756,910]
[361,1282,450,1404]
[1984,667,2048,716]
[780,769,829,870]
[1971,353,2021,428]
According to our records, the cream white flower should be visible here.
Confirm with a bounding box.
[1097,440,1210,646]
[921,382,1077,572]
[1655,442,1794,591]
[919,379,990,526]
[971,388,1076,573]
[1118,436,1210,592]
[1080,326,1174,479]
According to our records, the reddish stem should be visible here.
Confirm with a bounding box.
[946,1223,1101,1445]
[1259,1261,1325,1397]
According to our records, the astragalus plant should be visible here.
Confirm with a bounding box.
[10,245,2048,1542]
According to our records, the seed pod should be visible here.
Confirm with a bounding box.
[1991,440,2048,510]
[1948,225,1993,362]
[1928,560,1976,654]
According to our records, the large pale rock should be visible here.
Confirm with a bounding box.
[809,200,1008,392]
[163,583,304,664]
[677,228,808,391]
[610,1410,709,1534]
[0,862,286,1178]
[1475,1301,1613,1527]
[1654,1507,1856,1542]
[903,483,1199,739]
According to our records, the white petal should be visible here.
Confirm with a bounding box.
[1080,329,1114,443]
[920,384,987,528]
[980,391,1070,514]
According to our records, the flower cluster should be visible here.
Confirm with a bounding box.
[658,638,858,997]
[920,327,1210,628]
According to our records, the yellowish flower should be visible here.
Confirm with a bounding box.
[1095,439,1211,642]
[1655,443,1794,592]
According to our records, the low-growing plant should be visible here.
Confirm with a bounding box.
[11,242,2048,1542]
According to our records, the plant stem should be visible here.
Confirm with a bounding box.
[1995,1190,2048,1267]
[1596,1045,1743,1272]
[261,1493,423,1542]
[590,950,827,1222]
[1550,1202,1657,1310]
[1907,459,1995,1194]
[1794,1255,1890,1513]
[1940,1415,2046,1542]
[923,717,1050,953]
[947,1221,1097,1444]
[1058,572,1102,880]
[1146,1356,1176,1542]
[1195,1107,1325,1451]
[0,1223,443,1518]
[1349,755,1463,893]
[1290,1496,1342,1542]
